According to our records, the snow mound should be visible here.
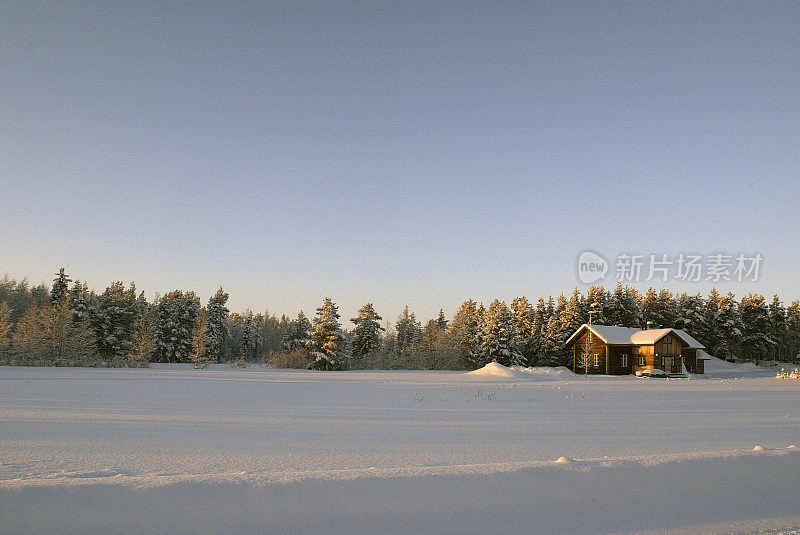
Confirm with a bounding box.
[554,456,572,465]
[511,365,576,380]
[753,445,765,452]
[465,362,529,379]
[702,354,771,378]
[465,362,575,381]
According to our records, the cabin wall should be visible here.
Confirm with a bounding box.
[633,345,655,372]
[683,348,699,373]
[634,336,687,374]
[573,330,608,374]
[606,345,632,375]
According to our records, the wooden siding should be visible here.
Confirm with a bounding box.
[683,348,700,373]
[633,332,689,373]
[571,330,632,375]
[572,330,608,374]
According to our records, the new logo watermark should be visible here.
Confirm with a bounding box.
[577,251,609,284]
[576,251,763,284]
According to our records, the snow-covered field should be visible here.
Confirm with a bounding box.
[1,363,799,534]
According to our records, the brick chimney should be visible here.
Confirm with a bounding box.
[646,321,654,330]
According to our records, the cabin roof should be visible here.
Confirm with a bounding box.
[630,328,705,349]
[565,324,706,349]
[565,325,641,346]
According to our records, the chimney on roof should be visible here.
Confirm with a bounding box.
[646,321,654,330]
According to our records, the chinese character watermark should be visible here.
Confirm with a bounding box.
[576,251,763,284]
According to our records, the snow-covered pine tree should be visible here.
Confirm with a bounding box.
[190,307,212,368]
[283,310,312,351]
[700,288,722,354]
[558,288,585,366]
[768,295,787,361]
[786,301,800,363]
[605,283,641,327]
[92,281,138,362]
[205,287,230,362]
[539,311,562,367]
[0,302,13,362]
[350,303,383,366]
[674,292,706,339]
[49,268,72,304]
[584,286,608,325]
[716,292,743,361]
[395,305,422,361]
[152,290,200,363]
[65,310,98,367]
[127,300,153,366]
[529,297,549,366]
[307,297,345,370]
[240,311,256,362]
[449,299,481,369]
[510,296,535,366]
[68,280,92,323]
[435,309,448,329]
[479,299,523,367]
[739,293,774,364]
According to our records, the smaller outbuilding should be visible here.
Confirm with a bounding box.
[565,324,708,375]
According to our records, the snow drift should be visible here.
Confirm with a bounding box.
[465,361,575,380]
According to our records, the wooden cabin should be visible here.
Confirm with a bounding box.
[565,324,708,375]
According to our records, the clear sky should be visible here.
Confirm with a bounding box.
[2,1,799,324]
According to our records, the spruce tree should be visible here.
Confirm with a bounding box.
[768,295,787,361]
[435,309,448,329]
[450,299,481,369]
[786,301,800,363]
[558,289,585,366]
[739,293,774,364]
[605,284,641,327]
[68,280,92,322]
[0,302,13,362]
[152,290,200,363]
[283,310,312,350]
[395,305,422,358]
[479,299,523,367]
[529,297,549,366]
[674,292,706,339]
[701,288,722,354]
[205,288,230,362]
[351,303,384,365]
[92,281,138,362]
[510,296,535,366]
[190,308,212,368]
[127,301,154,366]
[716,293,743,361]
[10,305,43,365]
[50,268,72,304]
[307,297,345,370]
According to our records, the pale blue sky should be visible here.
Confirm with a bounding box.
[2,1,799,323]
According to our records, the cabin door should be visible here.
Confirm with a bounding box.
[663,357,672,373]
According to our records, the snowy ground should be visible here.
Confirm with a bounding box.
[1,364,799,534]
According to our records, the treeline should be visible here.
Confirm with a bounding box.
[0,269,798,370]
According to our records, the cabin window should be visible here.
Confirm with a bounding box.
[638,355,645,366]
[593,355,600,367]
[620,354,628,367]
[663,337,672,348]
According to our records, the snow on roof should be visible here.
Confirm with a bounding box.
[566,325,705,348]
[565,324,640,345]
[630,328,704,349]
[672,329,705,349]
